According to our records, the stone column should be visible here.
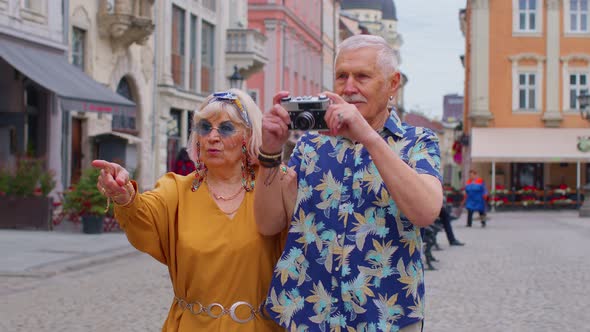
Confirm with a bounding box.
[159,1,173,86]
[469,0,493,127]
[263,19,278,111]
[543,0,563,127]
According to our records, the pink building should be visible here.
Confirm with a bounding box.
[248,1,329,111]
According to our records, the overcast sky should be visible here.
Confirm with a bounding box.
[396,0,466,120]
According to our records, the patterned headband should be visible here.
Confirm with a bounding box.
[208,91,251,128]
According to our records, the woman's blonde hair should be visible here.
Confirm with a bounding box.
[187,88,263,162]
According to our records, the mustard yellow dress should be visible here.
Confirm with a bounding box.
[115,173,286,331]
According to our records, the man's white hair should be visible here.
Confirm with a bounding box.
[335,35,400,76]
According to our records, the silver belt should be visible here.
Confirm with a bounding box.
[174,296,270,323]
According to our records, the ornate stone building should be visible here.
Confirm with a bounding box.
[66,0,155,190]
[0,0,138,192]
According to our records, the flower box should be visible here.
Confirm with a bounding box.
[0,196,53,230]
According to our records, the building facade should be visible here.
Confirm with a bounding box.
[461,0,590,209]
[247,0,325,112]
[68,0,155,190]
[156,0,266,177]
[441,94,464,189]
[0,0,137,192]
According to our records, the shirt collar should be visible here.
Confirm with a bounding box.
[380,108,405,138]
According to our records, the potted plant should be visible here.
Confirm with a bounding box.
[0,158,56,230]
[62,167,111,234]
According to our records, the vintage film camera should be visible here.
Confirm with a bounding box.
[280,95,330,131]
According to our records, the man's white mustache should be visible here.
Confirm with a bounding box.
[343,95,367,103]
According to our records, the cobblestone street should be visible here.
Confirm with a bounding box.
[0,211,588,332]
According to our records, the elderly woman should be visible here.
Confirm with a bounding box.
[92,89,287,331]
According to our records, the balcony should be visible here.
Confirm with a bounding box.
[225,29,268,78]
[97,0,155,49]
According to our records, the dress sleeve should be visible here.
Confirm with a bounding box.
[408,127,443,183]
[114,174,178,265]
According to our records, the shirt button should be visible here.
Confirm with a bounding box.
[332,298,339,303]
[335,267,340,272]
[337,234,342,239]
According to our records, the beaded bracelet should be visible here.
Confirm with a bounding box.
[258,149,283,159]
[258,149,282,168]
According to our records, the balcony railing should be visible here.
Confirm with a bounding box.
[97,0,155,49]
[225,29,268,77]
[226,29,266,54]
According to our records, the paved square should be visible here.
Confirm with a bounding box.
[0,211,588,331]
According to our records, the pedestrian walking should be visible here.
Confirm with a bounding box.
[172,147,196,176]
[92,89,286,331]
[462,169,488,227]
[438,203,464,246]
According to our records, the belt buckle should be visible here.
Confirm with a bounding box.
[229,301,255,323]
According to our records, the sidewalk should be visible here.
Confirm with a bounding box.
[0,229,136,277]
[2,210,587,279]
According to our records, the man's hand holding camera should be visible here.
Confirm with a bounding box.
[261,91,292,153]
[322,91,377,144]
[263,91,376,146]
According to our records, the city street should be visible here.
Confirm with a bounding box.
[0,211,588,332]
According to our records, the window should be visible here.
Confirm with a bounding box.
[203,0,216,12]
[514,0,542,34]
[20,0,46,22]
[187,110,194,137]
[166,109,182,172]
[22,0,44,13]
[248,89,259,104]
[566,0,589,33]
[171,5,185,87]
[23,0,31,9]
[518,72,537,110]
[569,73,589,109]
[189,15,198,92]
[511,54,544,112]
[201,21,215,94]
[113,78,137,133]
[71,27,86,71]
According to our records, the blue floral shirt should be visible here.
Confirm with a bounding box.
[265,111,442,331]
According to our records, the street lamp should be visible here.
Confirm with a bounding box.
[228,65,243,89]
[578,90,590,217]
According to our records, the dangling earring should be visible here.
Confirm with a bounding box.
[240,137,255,191]
[191,141,207,191]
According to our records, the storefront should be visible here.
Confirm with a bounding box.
[470,127,590,210]
[0,35,135,191]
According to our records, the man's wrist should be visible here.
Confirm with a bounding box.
[359,131,382,148]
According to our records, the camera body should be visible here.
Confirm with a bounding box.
[281,95,330,131]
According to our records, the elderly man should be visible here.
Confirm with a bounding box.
[255,35,443,332]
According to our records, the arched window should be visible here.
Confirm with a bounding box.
[113,77,137,133]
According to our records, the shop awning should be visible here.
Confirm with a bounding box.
[471,127,590,163]
[0,38,134,113]
[93,132,142,144]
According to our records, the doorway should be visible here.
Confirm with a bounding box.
[71,118,82,184]
[511,163,544,189]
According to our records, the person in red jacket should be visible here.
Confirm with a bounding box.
[173,148,196,176]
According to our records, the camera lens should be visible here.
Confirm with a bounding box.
[294,112,315,130]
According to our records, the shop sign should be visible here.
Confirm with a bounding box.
[577,136,590,152]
